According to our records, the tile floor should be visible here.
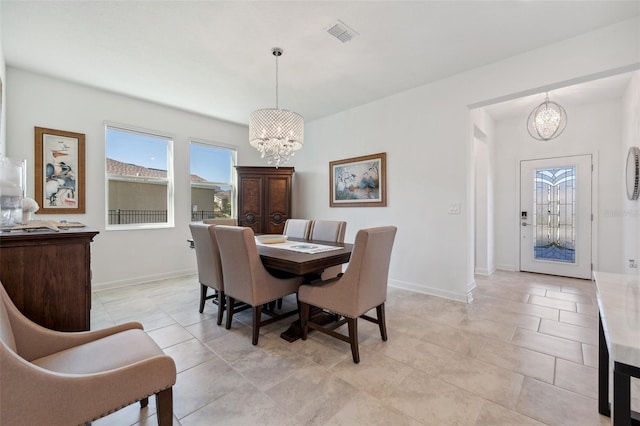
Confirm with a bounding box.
[90,271,633,426]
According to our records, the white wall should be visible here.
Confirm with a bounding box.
[5,17,639,296]
[5,68,256,288]
[492,98,624,274]
[0,3,6,155]
[295,17,639,301]
[622,72,640,275]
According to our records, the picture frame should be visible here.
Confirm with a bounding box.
[330,152,387,207]
[35,127,86,214]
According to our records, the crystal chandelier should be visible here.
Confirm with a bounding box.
[249,48,304,167]
[526,93,567,141]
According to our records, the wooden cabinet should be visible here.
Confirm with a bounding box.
[0,228,99,331]
[236,166,293,234]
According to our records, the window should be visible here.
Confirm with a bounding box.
[105,124,173,228]
[190,141,236,221]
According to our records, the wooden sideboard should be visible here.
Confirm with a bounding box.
[0,227,99,331]
[236,166,294,234]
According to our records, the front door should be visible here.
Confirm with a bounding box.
[520,155,592,279]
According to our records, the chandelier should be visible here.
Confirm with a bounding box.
[526,93,567,141]
[249,47,304,167]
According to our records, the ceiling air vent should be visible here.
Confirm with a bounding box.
[327,20,358,43]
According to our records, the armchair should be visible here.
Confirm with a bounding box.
[0,281,176,425]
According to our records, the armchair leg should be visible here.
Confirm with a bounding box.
[140,397,149,408]
[217,290,225,326]
[199,284,207,313]
[347,317,360,364]
[225,296,234,330]
[377,303,388,341]
[155,387,173,426]
[252,305,262,345]
[300,302,310,340]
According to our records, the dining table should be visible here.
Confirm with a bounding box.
[256,236,354,342]
[188,232,354,342]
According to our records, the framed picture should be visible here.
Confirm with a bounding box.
[330,152,387,207]
[35,127,86,214]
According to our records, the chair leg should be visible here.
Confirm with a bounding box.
[347,317,360,363]
[225,296,234,330]
[140,396,149,408]
[199,284,207,313]
[300,302,309,340]
[277,298,283,309]
[377,303,388,341]
[155,387,173,426]
[216,290,225,326]
[252,305,262,345]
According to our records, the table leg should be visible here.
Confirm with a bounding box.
[599,313,611,416]
[613,362,631,426]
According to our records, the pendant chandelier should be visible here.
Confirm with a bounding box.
[249,47,304,167]
[526,93,567,141]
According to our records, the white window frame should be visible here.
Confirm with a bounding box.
[105,122,175,230]
[189,138,237,221]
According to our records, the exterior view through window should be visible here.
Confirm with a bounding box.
[190,142,235,221]
[105,125,173,227]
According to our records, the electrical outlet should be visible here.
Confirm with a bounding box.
[629,259,637,269]
[448,203,461,214]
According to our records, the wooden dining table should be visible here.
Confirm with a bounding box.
[256,237,354,342]
[257,237,353,278]
[188,233,353,342]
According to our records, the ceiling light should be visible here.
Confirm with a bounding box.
[526,93,567,141]
[249,48,304,167]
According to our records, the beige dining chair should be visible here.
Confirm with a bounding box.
[189,222,228,325]
[299,226,397,363]
[0,281,176,425]
[203,218,238,225]
[214,225,305,345]
[283,218,312,239]
[309,220,347,280]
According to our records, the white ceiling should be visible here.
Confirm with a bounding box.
[3,1,639,126]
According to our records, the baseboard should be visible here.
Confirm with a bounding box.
[93,269,196,291]
[388,278,469,303]
[474,266,496,276]
[495,263,517,272]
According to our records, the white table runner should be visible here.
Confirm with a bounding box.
[255,239,342,254]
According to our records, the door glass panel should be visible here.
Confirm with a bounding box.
[532,166,576,263]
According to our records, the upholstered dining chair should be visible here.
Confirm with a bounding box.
[309,220,347,280]
[283,218,312,239]
[0,281,176,426]
[299,226,397,363]
[214,225,305,345]
[203,218,238,225]
[189,222,228,324]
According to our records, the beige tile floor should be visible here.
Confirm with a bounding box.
[90,271,632,426]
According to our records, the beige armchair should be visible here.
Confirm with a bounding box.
[0,282,176,425]
[214,225,304,345]
[203,218,238,225]
[283,218,312,239]
[299,226,397,363]
[309,220,347,280]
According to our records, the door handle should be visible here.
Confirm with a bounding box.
[521,222,528,227]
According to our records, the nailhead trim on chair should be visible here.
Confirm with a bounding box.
[81,385,172,425]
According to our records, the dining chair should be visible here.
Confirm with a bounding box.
[0,281,176,426]
[203,218,238,225]
[283,218,312,239]
[299,226,397,363]
[189,222,228,325]
[214,225,305,345]
[309,220,347,280]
